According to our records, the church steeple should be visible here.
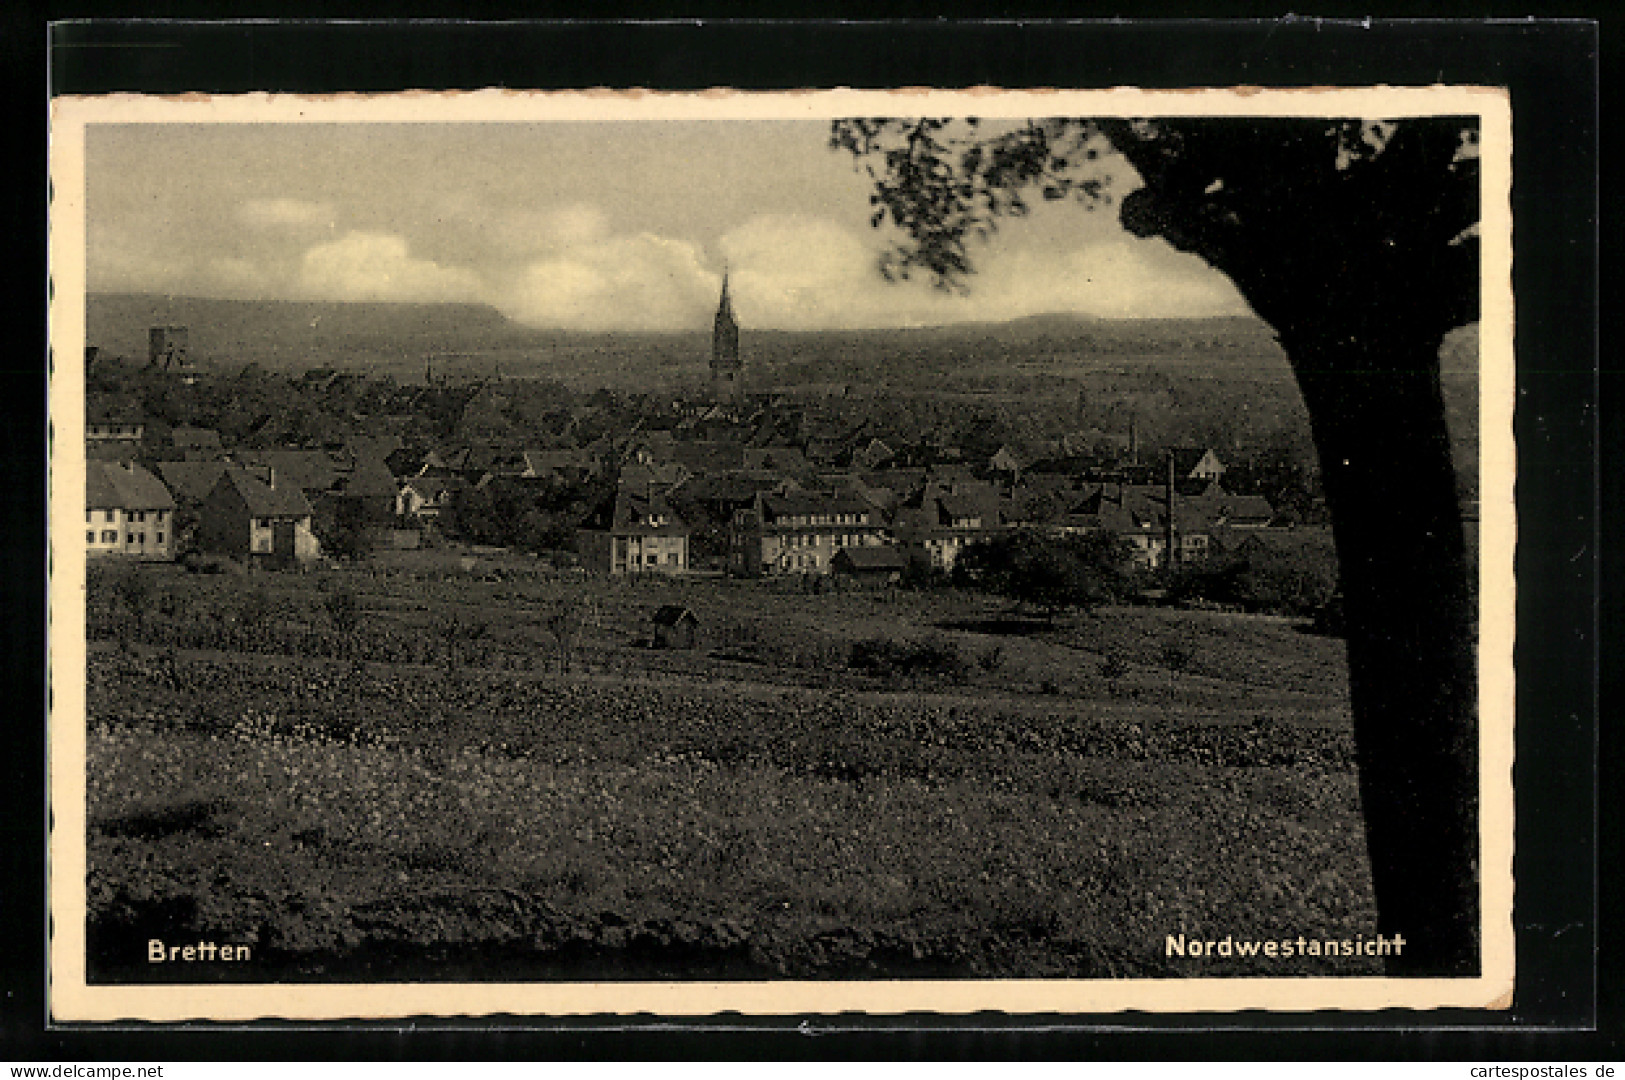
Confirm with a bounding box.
[710,267,742,402]
[717,270,735,321]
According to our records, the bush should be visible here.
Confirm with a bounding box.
[899,560,953,591]
[182,552,243,576]
[953,531,1130,616]
[322,588,361,637]
[1100,653,1131,680]
[1160,640,1196,673]
[849,635,968,683]
[1169,534,1338,617]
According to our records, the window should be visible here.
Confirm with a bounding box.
[255,517,271,529]
[131,511,144,523]
[156,533,164,544]
[85,511,92,523]
[85,531,94,544]
[104,510,115,523]
[137,533,146,544]
[101,531,117,544]
[667,552,679,565]
[125,535,134,544]
[156,510,166,522]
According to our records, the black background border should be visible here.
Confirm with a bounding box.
[9,13,1606,1060]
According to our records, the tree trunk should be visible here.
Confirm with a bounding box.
[1282,325,1479,976]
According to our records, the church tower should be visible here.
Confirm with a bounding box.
[710,271,742,402]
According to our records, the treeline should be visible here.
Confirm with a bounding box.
[943,529,1343,625]
[445,475,616,554]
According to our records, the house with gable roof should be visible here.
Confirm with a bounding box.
[1043,482,1217,571]
[170,426,224,459]
[576,489,690,575]
[989,444,1025,481]
[892,487,1007,573]
[729,489,889,577]
[230,449,340,497]
[395,475,466,522]
[86,400,145,449]
[830,544,908,586]
[1169,447,1227,483]
[85,462,177,560]
[198,467,320,566]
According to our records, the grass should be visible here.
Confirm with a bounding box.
[83,562,1375,981]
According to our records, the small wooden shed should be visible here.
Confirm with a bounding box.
[831,545,908,587]
[651,605,701,649]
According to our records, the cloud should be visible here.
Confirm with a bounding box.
[428,198,612,262]
[204,255,282,295]
[970,241,1250,321]
[718,214,883,329]
[298,231,484,304]
[498,231,716,330]
[86,222,195,295]
[711,213,1248,329]
[496,204,611,256]
[240,197,336,231]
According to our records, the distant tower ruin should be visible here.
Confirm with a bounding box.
[710,271,742,402]
[147,326,202,384]
[148,326,190,371]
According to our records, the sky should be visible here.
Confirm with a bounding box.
[85,120,1251,331]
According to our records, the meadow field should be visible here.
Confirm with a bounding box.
[83,555,1379,981]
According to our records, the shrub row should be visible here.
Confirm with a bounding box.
[848,636,969,683]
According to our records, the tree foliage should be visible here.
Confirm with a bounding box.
[830,117,1478,338]
[452,475,608,553]
[315,514,380,561]
[834,114,1483,975]
[544,596,593,674]
[953,530,1130,616]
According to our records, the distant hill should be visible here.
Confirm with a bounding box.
[87,293,539,380]
[85,292,1473,392]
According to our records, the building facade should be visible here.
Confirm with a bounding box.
[893,493,1005,573]
[577,489,690,575]
[85,401,145,452]
[729,490,889,576]
[197,467,321,566]
[85,462,177,560]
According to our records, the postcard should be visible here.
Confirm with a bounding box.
[48,86,1515,1021]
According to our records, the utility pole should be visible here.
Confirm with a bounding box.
[1164,449,1178,580]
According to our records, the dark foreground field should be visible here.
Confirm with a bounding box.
[84,561,1378,981]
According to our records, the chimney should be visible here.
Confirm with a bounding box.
[1164,450,1177,577]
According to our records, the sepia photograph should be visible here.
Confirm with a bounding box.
[47,87,1515,1020]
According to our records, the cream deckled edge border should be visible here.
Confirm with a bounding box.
[47,86,1515,1022]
